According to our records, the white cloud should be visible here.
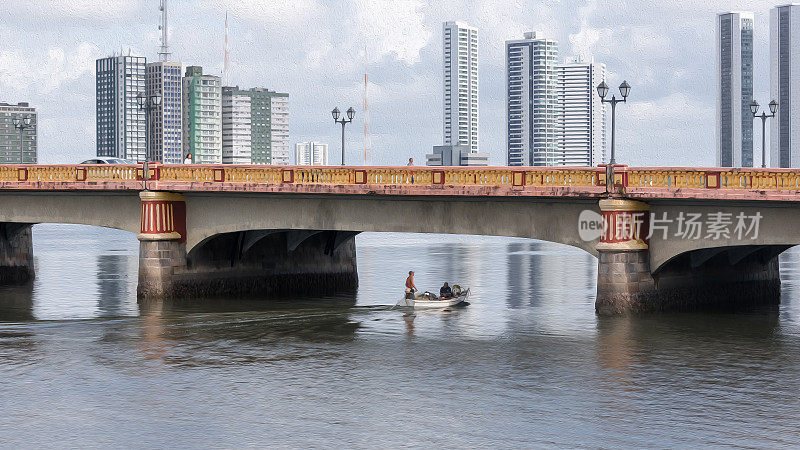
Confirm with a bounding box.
[353,0,431,64]
[0,42,101,95]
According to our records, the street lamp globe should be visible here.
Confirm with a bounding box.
[769,100,778,114]
[23,117,31,126]
[137,92,146,108]
[12,118,20,126]
[346,107,355,120]
[619,80,631,99]
[750,100,760,115]
[331,107,340,121]
[152,92,162,106]
[596,81,609,99]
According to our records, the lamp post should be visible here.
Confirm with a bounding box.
[137,92,162,189]
[596,80,631,192]
[750,99,778,168]
[12,116,33,162]
[332,106,355,165]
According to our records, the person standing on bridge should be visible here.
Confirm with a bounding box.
[184,153,193,164]
[407,158,414,183]
[405,271,417,299]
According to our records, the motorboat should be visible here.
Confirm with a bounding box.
[396,288,470,309]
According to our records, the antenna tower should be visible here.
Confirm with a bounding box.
[224,12,230,85]
[158,0,171,61]
[363,71,372,164]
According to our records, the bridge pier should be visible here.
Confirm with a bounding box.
[137,192,188,298]
[0,223,34,285]
[595,199,781,314]
[136,191,358,299]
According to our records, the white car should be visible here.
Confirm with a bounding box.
[80,157,136,164]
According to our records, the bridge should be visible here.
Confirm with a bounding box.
[2,163,800,315]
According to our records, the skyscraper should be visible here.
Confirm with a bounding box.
[222,87,289,164]
[269,93,290,165]
[0,102,37,164]
[182,66,222,164]
[556,57,606,166]
[443,21,479,153]
[506,32,559,166]
[295,141,328,165]
[222,87,252,164]
[716,11,754,167]
[95,55,147,161]
[771,4,800,168]
[146,61,183,163]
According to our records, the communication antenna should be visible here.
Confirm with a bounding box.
[223,11,230,85]
[158,0,171,61]
[363,67,372,165]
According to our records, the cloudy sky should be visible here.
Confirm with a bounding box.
[0,0,782,166]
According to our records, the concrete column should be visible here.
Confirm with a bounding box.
[137,191,187,298]
[0,223,34,285]
[595,198,654,315]
[595,198,781,314]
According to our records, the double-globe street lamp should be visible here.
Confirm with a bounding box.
[750,99,778,168]
[596,80,631,192]
[12,116,33,161]
[332,106,355,165]
[137,92,162,189]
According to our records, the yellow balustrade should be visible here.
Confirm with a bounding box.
[160,166,219,182]
[84,165,138,181]
[224,167,283,183]
[27,166,76,182]
[0,166,17,182]
[6,165,800,193]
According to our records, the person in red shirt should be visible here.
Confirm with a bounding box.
[405,271,417,299]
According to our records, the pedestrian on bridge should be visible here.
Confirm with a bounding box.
[184,153,193,164]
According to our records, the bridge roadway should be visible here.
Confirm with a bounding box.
[1,164,800,314]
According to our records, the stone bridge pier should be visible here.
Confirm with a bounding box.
[0,223,34,285]
[137,191,358,299]
[595,198,781,314]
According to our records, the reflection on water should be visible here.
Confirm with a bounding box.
[0,284,33,322]
[2,224,800,446]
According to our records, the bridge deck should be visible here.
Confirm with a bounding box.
[1,164,800,202]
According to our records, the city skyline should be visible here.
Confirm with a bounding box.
[0,0,789,167]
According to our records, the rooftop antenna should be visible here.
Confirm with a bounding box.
[363,72,371,165]
[158,0,170,62]
[224,11,230,85]
[363,47,371,165]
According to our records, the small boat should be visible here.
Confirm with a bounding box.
[396,289,470,309]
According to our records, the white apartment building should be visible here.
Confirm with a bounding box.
[270,94,290,165]
[556,57,606,166]
[506,32,559,166]
[222,88,252,164]
[770,4,800,167]
[295,141,328,165]
[717,11,755,167]
[443,21,479,153]
[96,54,147,162]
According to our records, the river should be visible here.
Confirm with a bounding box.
[2,224,800,447]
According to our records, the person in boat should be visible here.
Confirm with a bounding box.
[439,282,453,299]
[405,271,417,299]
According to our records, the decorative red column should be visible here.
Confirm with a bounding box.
[595,198,655,315]
[137,191,187,298]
